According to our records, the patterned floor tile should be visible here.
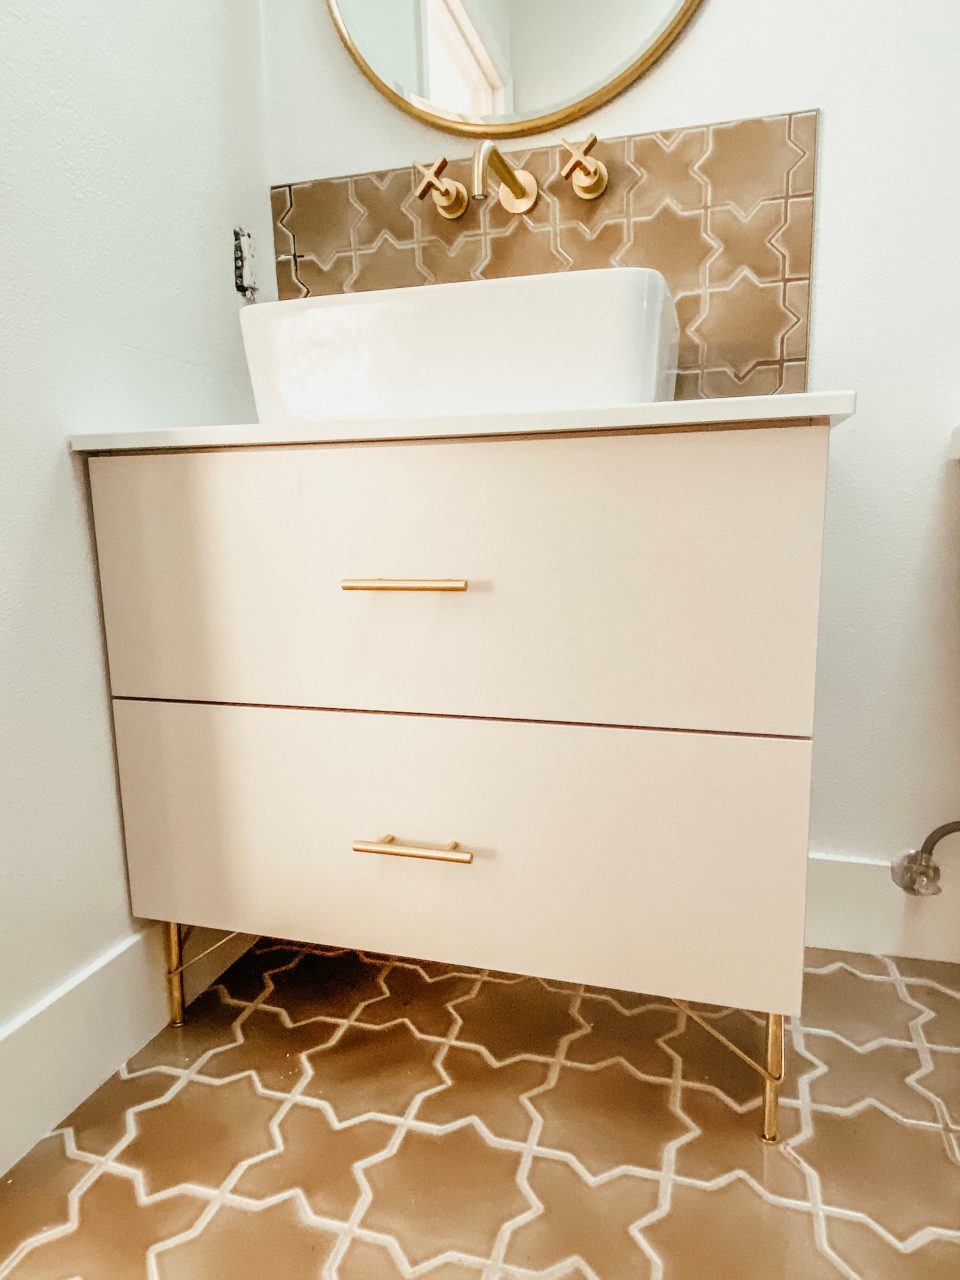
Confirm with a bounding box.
[531,1062,690,1175]
[892,954,960,992]
[503,1157,658,1279]
[791,1104,960,1240]
[360,1125,528,1266]
[4,941,958,1278]
[0,1134,88,1267]
[301,1021,442,1120]
[641,1180,839,1278]
[452,977,580,1061]
[7,1171,202,1280]
[233,1102,393,1219]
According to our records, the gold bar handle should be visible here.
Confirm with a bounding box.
[353,834,473,865]
[341,579,468,592]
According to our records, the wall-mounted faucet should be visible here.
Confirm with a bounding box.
[471,140,538,215]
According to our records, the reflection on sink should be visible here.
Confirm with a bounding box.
[240,268,678,428]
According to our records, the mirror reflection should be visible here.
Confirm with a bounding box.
[331,0,699,132]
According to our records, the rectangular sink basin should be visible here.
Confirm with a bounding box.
[240,268,678,427]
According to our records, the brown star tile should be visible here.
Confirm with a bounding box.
[708,200,786,286]
[826,1215,960,1278]
[693,275,795,377]
[0,1133,88,1268]
[700,363,784,397]
[667,1011,815,1107]
[353,169,417,249]
[61,1070,176,1157]
[453,977,580,1061]
[557,219,626,270]
[414,1043,547,1141]
[788,111,818,196]
[156,1198,338,1280]
[566,997,678,1077]
[361,1125,528,1266]
[302,1021,442,1120]
[697,116,803,216]
[264,951,386,1024]
[803,1033,935,1122]
[127,988,241,1071]
[271,187,294,258]
[549,137,634,233]
[642,1180,836,1278]
[801,969,921,1045]
[199,1005,338,1092]
[276,255,306,300]
[673,1090,807,1200]
[406,156,474,250]
[352,236,428,292]
[286,177,360,268]
[216,944,301,1004]
[784,280,809,359]
[119,1077,280,1194]
[907,983,960,1047]
[631,128,709,214]
[893,955,960,992]
[792,1104,960,1239]
[420,234,484,284]
[504,1157,658,1278]
[9,1171,203,1280]
[622,204,714,293]
[478,222,567,279]
[233,1101,393,1220]
[295,252,355,296]
[338,1238,481,1279]
[532,1062,690,1175]
[775,196,814,278]
[357,964,476,1038]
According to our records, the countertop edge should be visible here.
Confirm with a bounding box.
[69,391,857,454]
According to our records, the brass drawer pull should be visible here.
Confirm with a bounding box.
[341,579,468,592]
[353,834,474,865]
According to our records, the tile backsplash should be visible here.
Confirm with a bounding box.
[271,111,816,400]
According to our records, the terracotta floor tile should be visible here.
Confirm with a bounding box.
[674,1089,808,1200]
[504,1157,657,1279]
[8,1171,203,1280]
[907,982,960,1047]
[301,1021,442,1120]
[826,1215,960,1279]
[792,1103,960,1239]
[155,1198,338,1280]
[119,1077,280,1194]
[803,1032,936,1122]
[642,1180,837,1278]
[0,1134,88,1267]
[414,1043,547,1141]
[668,1011,815,1106]
[361,1124,528,1266]
[566,997,679,1077]
[127,988,241,1071]
[894,955,960,992]
[805,947,890,977]
[216,944,301,1003]
[357,964,476,1037]
[801,969,920,1044]
[233,1101,393,1219]
[264,951,387,1024]
[531,1062,690,1175]
[582,986,667,1012]
[61,1070,176,1157]
[453,977,580,1061]
[199,1004,337,1092]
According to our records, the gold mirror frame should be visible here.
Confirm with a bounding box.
[326,0,704,138]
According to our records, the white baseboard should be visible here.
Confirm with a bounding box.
[0,924,252,1177]
[806,850,960,962]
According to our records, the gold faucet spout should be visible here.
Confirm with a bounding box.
[471,140,526,202]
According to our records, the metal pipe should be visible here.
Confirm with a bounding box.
[918,820,960,868]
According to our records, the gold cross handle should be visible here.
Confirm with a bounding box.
[415,157,469,221]
[560,133,609,201]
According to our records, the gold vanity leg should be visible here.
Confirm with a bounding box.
[761,1012,784,1144]
[164,922,185,1027]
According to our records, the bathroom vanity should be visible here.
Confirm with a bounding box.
[71,270,854,1141]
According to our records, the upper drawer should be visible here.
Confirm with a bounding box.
[89,426,829,736]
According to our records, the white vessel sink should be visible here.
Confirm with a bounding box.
[240,269,678,427]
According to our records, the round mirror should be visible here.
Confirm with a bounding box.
[327,0,703,137]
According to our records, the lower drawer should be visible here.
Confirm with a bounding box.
[114,700,812,1014]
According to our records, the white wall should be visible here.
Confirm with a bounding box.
[263,0,960,954]
[0,1,273,1171]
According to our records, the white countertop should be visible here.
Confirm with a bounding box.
[69,390,856,454]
